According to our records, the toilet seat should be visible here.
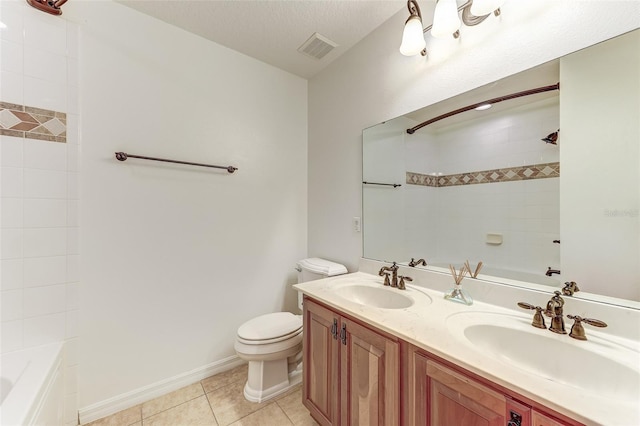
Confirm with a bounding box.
[237,312,302,345]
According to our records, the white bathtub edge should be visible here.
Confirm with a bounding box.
[78,355,244,425]
[1,342,65,426]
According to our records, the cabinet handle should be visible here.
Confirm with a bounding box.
[340,323,347,345]
[331,319,338,340]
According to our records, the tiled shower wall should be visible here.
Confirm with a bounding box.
[404,98,560,275]
[0,1,79,424]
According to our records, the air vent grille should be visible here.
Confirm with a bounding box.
[298,32,338,60]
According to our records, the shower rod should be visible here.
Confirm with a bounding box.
[406,83,560,134]
[115,152,237,173]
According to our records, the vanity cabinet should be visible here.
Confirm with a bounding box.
[302,297,400,426]
[531,410,567,426]
[302,296,582,426]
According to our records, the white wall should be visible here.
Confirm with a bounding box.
[560,30,639,300]
[68,0,307,415]
[308,0,640,273]
[0,1,80,424]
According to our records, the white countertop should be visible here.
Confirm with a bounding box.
[294,268,640,426]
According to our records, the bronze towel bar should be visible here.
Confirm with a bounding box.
[115,152,237,173]
[363,181,402,188]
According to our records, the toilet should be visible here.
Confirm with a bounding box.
[234,257,348,403]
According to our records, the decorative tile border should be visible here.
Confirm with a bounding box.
[407,162,560,187]
[0,101,66,143]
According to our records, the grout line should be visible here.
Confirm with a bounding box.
[203,391,220,426]
[140,384,206,421]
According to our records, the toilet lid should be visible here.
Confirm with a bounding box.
[237,312,302,341]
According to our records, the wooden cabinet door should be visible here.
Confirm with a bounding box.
[410,351,506,426]
[303,298,340,426]
[427,360,506,426]
[340,317,400,426]
[532,410,569,426]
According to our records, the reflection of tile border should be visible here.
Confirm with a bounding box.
[0,101,66,143]
[407,162,560,187]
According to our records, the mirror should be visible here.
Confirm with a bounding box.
[362,29,639,306]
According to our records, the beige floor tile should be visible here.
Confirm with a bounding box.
[143,395,217,426]
[201,364,248,393]
[273,383,302,402]
[83,405,141,426]
[142,382,204,419]
[206,380,265,426]
[276,387,318,426]
[228,403,293,426]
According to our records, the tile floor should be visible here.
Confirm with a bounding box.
[84,364,318,426]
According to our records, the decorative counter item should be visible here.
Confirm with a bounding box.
[464,260,483,278]
[445,264,473,305]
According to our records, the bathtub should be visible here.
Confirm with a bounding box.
[0,342,65,426]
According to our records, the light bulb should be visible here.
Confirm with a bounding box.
[431,0,460,39]
[470,0,505,16]
[400,15,426,56]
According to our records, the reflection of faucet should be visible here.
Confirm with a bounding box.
[408,258,427,267]
[562,281,580,296]
[378,262,399,287]
[546,267,561,277]
[545,291,566,334]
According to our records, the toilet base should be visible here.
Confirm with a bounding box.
[242,357,302,403]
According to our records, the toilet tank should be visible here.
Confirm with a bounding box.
[295,258,348,310]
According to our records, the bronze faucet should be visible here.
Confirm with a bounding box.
[562,281,580,296]
[519,291,608,340]
[517,302,546,329]
[545,291,566,334]
[398,275,412,290]
[408,258,427,267]
[379,262,399,288]
[546,267,561,277]
[567,315,607,340]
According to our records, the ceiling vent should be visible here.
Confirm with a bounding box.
[297,32,338,60]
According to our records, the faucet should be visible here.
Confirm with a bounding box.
[546,267,561,276]
[408,258,427,267]
[378,262,399,287]
[562,281,580,296]
[545,291,566,334]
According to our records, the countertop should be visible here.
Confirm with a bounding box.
[294,270,640,426]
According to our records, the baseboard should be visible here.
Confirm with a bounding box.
[78,355,244,425]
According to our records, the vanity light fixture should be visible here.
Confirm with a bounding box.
[400,0,506,57]
[26,0,68,15]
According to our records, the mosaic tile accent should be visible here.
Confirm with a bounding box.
[407,162,560,187]
[0,101,66,143]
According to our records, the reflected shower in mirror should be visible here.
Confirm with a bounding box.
[362,29,640,306]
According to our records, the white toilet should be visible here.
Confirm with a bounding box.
[234,257,348,403]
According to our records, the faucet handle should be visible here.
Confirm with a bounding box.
[398,275,412,290]
[517,302,546,329]
[381,272,391,286]
[567,315,607,340]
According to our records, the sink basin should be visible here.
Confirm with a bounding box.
[447,312,640,402]
[335,284,414,309]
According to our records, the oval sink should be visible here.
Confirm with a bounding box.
[447,312,640,402]
[336,285,414,309]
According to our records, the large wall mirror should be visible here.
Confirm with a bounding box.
[362,29,639,307]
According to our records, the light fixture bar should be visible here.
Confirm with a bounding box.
[406,83,559,134]
[421,0,490,35]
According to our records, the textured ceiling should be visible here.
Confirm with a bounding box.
[116,0,407,79]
